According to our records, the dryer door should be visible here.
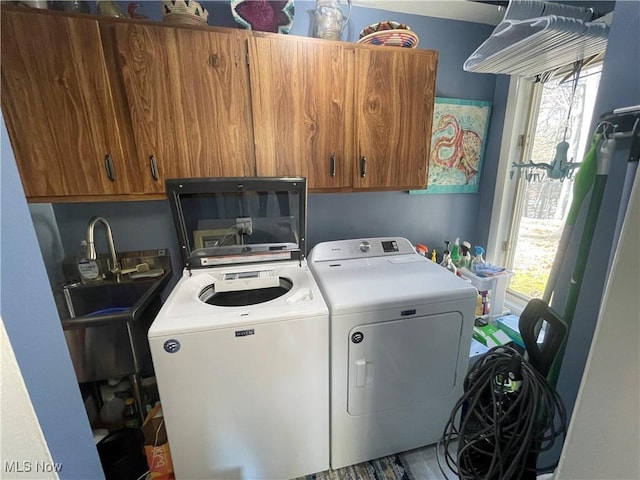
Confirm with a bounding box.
[347,312,463,416]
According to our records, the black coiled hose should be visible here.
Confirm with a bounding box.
[438,345,567,480]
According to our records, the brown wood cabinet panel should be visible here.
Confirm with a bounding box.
[1,6,437,201]
[174,28,256,178]
[353,47,437,190]
[1,8,135,198]
[111,23,255,191]
[249,35,352,189]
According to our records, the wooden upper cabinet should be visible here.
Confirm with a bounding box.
[1,6,437,201]
[1,8,137,199]
[249,35,437,191]
[353,47,437,190]
[109,22,256,190]
[248,35,352,189]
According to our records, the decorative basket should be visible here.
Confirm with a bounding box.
[357,29,419,48]
[357,21,418,48]
[162,0,209,25]
[358,21,410,39]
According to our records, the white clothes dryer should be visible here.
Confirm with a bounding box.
[149,178,329,480]
[308,237,477,469]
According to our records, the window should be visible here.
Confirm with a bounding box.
[487,64,602,310]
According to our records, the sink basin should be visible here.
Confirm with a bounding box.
[56,248,173,325]
[55,250,172,384]
[59,279,160,321]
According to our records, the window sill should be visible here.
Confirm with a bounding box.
[504,292,528,316]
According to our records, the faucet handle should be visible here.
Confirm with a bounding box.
[103,257,120,276]
[109,258,121,272]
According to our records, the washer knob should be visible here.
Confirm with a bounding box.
[359,241,370,252]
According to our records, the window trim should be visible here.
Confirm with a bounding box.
[486,78,532,263]
[486,77,536,314]
[487,65,603,315]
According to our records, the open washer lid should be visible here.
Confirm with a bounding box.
[166,177,307,269]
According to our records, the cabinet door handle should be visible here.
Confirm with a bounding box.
[360,156,367,178]
[330,153,336,177]
[104,155,116,182]
[149,155,159,181]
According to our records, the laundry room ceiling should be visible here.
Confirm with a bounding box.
[472,0,615,17]
[351,1,505,25]
[352,1,615,25]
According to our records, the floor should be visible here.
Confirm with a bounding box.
[401,445,558,480]
[400,443,458,480]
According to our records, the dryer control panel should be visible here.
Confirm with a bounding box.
[381,240,400,252]
[309,237,417,262]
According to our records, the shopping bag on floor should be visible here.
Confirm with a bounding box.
[142,403,174,480]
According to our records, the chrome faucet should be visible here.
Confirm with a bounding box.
[86,216,120,277]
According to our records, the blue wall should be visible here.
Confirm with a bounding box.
[1,117,104,478]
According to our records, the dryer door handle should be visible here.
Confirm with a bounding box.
[355,359,373,387]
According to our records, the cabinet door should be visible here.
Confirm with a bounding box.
[249,35,352,189]
[1,9,135,199]
[353,47,437,190]
[111,23,255,192]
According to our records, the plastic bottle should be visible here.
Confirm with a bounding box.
[107,376,122,387]
[444,257,458,275]
[77,240,101,283]
[123,397,140,429]
[415,244,428,257]
[481,290,491,315]
[451,238,461,267]
[439,241,457,274]
[475,293,484,316]
[440,241,451,267]
[109,377,132,397]
[100,390,125,429]
[460,241,472,269]
[471,246,486,273]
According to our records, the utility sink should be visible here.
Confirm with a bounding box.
[55,249,172,384]
[58,277,166,324]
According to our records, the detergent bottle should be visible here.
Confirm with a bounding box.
[450,238,461,267]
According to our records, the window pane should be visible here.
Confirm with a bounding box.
[509,67,601,298]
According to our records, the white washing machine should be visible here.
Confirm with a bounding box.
[149,178,329,480]
[308,237,477,469]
